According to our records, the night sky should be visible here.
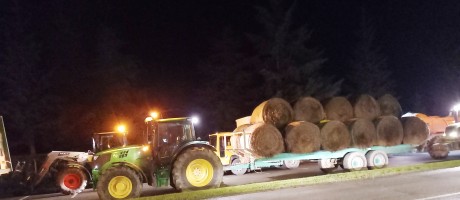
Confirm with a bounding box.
[1,0,460,154]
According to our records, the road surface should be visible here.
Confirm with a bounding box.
[3,151,460,200]
[210,166,460,200]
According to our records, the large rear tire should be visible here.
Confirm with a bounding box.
[56,167,87,195]
[172,147,223,191]
[96,166,142,200]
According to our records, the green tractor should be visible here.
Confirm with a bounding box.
[91,116,223,200]
[31,130,129,196]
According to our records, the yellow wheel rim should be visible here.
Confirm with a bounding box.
[186,159,214,187]
[108,176,133,199]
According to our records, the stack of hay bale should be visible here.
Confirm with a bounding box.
[231,94,429,158]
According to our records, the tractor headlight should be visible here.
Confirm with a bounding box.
[448,131,458,137]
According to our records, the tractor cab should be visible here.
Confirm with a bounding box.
[144,116,198,148]
[92,131,127,153]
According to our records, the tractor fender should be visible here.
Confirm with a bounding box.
[66,162,92,181]
[170,141,217,169]
[108,162,148,183]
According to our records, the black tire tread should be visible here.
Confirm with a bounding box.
[56,167,88,195]
[96,166,142,200]
[172,147,223,191]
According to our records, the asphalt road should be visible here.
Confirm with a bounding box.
[210,166,460,200]
[3,151,460,200]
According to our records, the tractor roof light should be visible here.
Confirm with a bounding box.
[191,116,200,124]
[453,104,460,112]
[150,111,159,119]
[116,125,127,134]
[145,117,153,122]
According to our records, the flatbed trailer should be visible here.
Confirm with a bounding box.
[223,144,414,173]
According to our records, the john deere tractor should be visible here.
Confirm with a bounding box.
[91,115,223,200]
[33,130,129,196]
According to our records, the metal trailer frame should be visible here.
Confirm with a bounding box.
[222,130,414,171]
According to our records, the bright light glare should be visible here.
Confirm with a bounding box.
[449,131,458,137]
[453,104,460,112]
[150,112,159,119]
[142,145,149,152]
[191,116,199,124]
[116,125,126,133]
[145,117,153,122]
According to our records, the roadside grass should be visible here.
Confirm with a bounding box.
[137,160,460,200]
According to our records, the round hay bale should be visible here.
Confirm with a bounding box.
[244,123,285,158]
[319,120,351,151]
[293,97,325,123]
[378,94,402,118]
[232,124,252,149]
[250,98,293,129]
[233,124,251,133]
[374,116,404,146]
[323,97,353,122]
[284,121,321,153]
[346,118,376,148]
[352,94,381,120]
[402,117,429,145]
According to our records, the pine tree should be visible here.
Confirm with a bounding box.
[348,8,394,97]
[250,0,341,103]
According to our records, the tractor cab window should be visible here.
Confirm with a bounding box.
[158,121,193,146]
[209,135,217,147]
[94,133,126,152]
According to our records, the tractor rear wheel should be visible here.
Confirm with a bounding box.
[96,166,142,200]
[172,147,223,191]
[56,167,87,195]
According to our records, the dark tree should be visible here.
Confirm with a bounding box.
[0,1,59,155]
[250,0,341,103]
[196,28,261,135]
[347,9,394,97]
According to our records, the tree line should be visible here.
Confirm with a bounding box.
[0,0,457,155]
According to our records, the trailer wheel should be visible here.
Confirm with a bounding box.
[365,150,388,169]
[281,160,300,169]
[343,152,367,171]
[57,167,87,195]
[96,166,142,200]
[172,147,223,191]
[427,136,449,159]
[230,158,246,176]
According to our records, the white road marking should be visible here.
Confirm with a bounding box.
[19,196,29,200]
[415,192,460,200]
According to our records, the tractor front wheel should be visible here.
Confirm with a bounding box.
[96,166,142,200]
[56,167,87,195]
[172,147,223,191]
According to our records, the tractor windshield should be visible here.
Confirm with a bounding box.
[158,121,193,145]
[93,132,127,152]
